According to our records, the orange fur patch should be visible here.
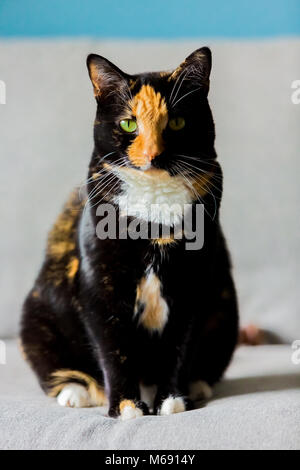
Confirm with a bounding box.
[151,227,183,246]
[168,62,186,81]
[135,270,169,332]
[129,78,137,89]
[89,63,102,96]
[48,241,75,258]
[119,399,136,412]
[67,257,79,280]
[47,191,80,260]
[45,191,83,285]
[48,369,107,406]
[128,85,168,168]
[151,237,177,246]
[191,172,213,197]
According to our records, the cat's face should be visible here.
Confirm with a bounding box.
[86,48,221,223]
[87,48,216,171]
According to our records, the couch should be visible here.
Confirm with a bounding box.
[0,38,299,450]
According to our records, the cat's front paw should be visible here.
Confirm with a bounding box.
[157,395,186,416]
[119,399,144,421]
[109,399,149,420]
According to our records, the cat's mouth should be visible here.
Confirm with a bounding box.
[139,161,152,171]
[103,162,212,199]
[103,162,171,181]
[125,154,169,174]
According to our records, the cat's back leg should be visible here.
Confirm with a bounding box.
[20,289,107,408]
[20,190,107,407]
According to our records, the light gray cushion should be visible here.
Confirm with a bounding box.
[0,39,299,340]
[0,340,299,450]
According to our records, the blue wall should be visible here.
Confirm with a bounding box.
[0,0,299,38]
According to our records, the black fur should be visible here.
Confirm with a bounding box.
[20,48,238,417]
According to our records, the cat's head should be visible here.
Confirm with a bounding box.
[87,47,216,169]
[86,48,221,222]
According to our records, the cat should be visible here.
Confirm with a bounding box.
[20,47,239,419]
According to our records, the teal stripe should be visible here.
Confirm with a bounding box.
[0,0,299,38]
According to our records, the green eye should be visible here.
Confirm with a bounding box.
[120,119,137,133]
[169,117,185,131]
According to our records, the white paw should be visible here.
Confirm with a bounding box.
[159,396,186,416]
[57,384,92,408]
[120,406,143,421]
[189,380,212,401]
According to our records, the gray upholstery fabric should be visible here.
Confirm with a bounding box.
[0,340,299,450]
[0,39,299,340]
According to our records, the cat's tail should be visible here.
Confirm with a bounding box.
[239,324,284,345]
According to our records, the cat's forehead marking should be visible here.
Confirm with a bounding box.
[127,84,168,168]
[130,84,168,125]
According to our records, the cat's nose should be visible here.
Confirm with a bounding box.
[143,143,162,161]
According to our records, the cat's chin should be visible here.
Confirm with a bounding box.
[139,162,152,171]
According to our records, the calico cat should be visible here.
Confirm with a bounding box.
[20,47,239,419]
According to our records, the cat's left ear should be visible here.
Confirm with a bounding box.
[87,54,129,100]
[171,47,212,93]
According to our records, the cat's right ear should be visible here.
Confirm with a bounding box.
[87,54,128,100]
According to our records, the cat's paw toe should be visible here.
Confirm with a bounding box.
[159,396,186,416]
[57,384,91,408]
[189,380,212,402]
[119,399,144,421]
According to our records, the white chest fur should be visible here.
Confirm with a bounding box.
[111,167,193,225]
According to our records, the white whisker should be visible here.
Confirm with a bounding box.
[169,70,189,106]
[171,86,202,108]
[173,161,217,220]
